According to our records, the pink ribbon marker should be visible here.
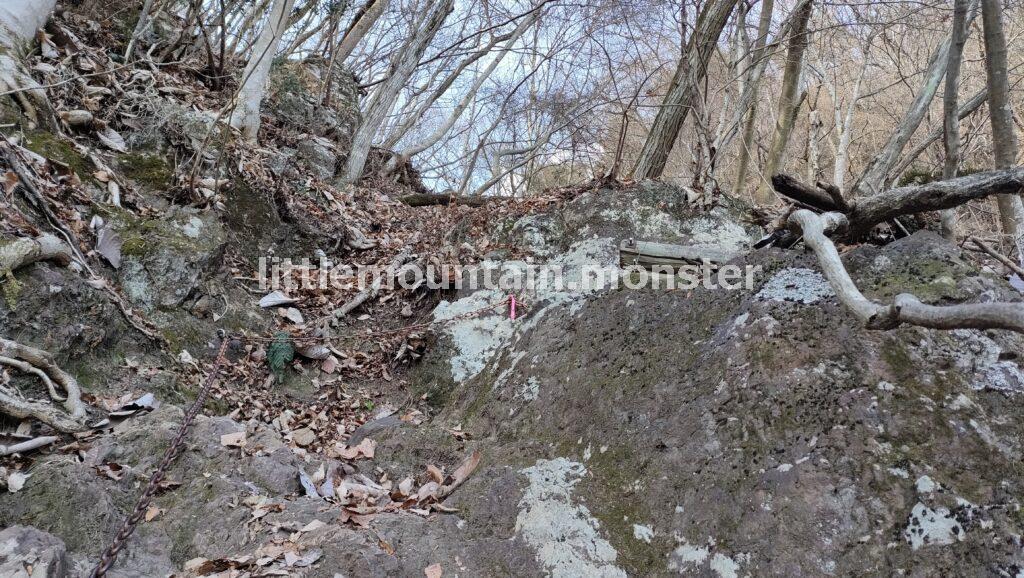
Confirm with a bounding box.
[509,295,517,321]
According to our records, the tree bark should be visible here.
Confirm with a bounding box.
[939,0,971,240]
[0,0,57,45]
[980,0,1024,244]
[0,0,58,128]
[754,0,813,204]
[229,0,296,141]
[851,1,978,197]
[630,0,738,181]
[342,0,455,184]
[334,0,389,64]
[731,0,774,197]
[773,168,1024,239]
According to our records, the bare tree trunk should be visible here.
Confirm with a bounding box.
[851,1,977,197]
[980,0,1024,245]
[0,0,57,44]
[732,0,774,197]
[830,31,876,191]
[334,0,389,64]
[123,0,157,60]
[889,86,987,183]
[229,0,296,141]
[630,0,737,181]
[939,0,970,240]
[754,0,813,204]
[0,0,58,128]
[382,8,540,176]
[342,0,455,184]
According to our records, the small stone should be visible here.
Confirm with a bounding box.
[292,427,315,447]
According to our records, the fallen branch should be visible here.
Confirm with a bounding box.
[969,236,1024,278]
[399,193,489,207]
[619,239,739,268]
[773,168,1024,239]
[0,435,57,456]
[0,233,72,272]
[787,209,1024,334]
[771,174,844,212]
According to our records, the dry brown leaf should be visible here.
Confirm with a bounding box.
[424,563,443,578]
[426,464,444,484]
[145,505,163,522]
[438,450,482,499]
[220,431,246,447]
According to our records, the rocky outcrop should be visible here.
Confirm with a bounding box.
[0,525,69,577]
[4,183,1023,576]
[392,182,1024,576]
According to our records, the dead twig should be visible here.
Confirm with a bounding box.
[787,209,1024,334]
[969,235,1024,278]
[0,435,58,456]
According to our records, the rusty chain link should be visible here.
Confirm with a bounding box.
[90,332,230,578]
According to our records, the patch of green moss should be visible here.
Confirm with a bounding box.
[881,338,915,382]
[119,152,174,190]
[24,130,96,182]
[576,444,666,574]
[864,258,967,302]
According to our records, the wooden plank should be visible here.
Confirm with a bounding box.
[619,240,738,268]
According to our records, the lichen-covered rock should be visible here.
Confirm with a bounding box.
[105,207,226,313]
[0,525,69,577]
[394,184,1024,576]
[266,60,361,147]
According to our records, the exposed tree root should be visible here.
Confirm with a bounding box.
[0,233,72,272]
[0,386,86,432]
[0,337,86,432]
[787,209,1024,334]
[0,434,57,456]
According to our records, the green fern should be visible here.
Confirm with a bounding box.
[267,332,294,383]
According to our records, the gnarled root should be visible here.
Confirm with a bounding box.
[787,209,1024,334]
[0,52,52,129]
[0,233,72,272]
[0,337,86,432]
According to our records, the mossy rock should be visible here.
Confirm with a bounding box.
[118,151,174,192]
[23,130,97,184]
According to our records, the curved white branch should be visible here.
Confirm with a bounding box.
[787,209,1024,334]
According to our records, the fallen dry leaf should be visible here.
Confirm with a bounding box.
[145,505,163,522]
[6,471,29,493]
[221,431,246,447]
[332,438,376,460]
[426,464,444,484]
[424,563,443,578]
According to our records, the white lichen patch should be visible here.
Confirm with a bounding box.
[517,376,541,401]
[434,238,618,384]
[709,553,742,578]
[755,268,835,304]
[516,458,626,577]
[668,538,746,577]
[680,213,752,253]
[915,475,938,494]
[633,524,654,543]
[434,287,514,383]
[668,542,709,569]
[904,503,964,550]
